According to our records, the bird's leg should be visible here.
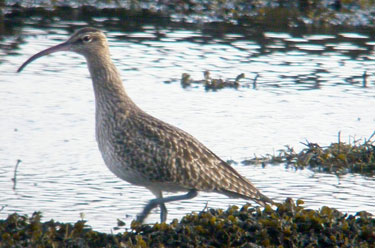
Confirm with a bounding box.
[159,202,167,223]
[136,189,198,223]
[150,190,167,222]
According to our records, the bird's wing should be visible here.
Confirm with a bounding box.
[113,109,272,205]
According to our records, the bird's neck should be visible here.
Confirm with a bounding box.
[86,52,138,115]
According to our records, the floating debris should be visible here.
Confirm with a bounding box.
[11,159,22,190]
[180,71,247,91]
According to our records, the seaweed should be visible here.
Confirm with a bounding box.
[1,199,374,247]
[243,132,375,176]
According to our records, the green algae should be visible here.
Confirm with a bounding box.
[1,199,374,247]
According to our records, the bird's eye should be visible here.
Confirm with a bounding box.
[82,35,92,43]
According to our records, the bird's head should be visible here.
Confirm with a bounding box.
[17,27,108,73]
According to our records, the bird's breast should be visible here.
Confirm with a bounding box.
[94,110,146,185]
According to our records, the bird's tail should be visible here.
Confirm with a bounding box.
[254,191,275,206]
[220,187,275,206]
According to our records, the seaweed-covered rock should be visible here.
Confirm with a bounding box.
[0,212,118,247]
[1,199,374,247]
[127,199,375,247]
[5,0,375,27]
[243,132,375,176]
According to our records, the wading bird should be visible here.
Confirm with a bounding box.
[18,27,274,223]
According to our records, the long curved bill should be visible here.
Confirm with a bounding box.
[17,42,71,73]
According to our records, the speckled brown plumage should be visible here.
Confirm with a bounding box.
[17,27,274,223]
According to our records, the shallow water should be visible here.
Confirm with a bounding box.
[0,23,374,232]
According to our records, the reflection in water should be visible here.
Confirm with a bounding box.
[0,23,374,232]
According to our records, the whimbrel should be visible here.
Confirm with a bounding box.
[17,27,274,223]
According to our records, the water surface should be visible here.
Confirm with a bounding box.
[0,23,374,232]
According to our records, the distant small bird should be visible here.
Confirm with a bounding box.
[18,27,274,223]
